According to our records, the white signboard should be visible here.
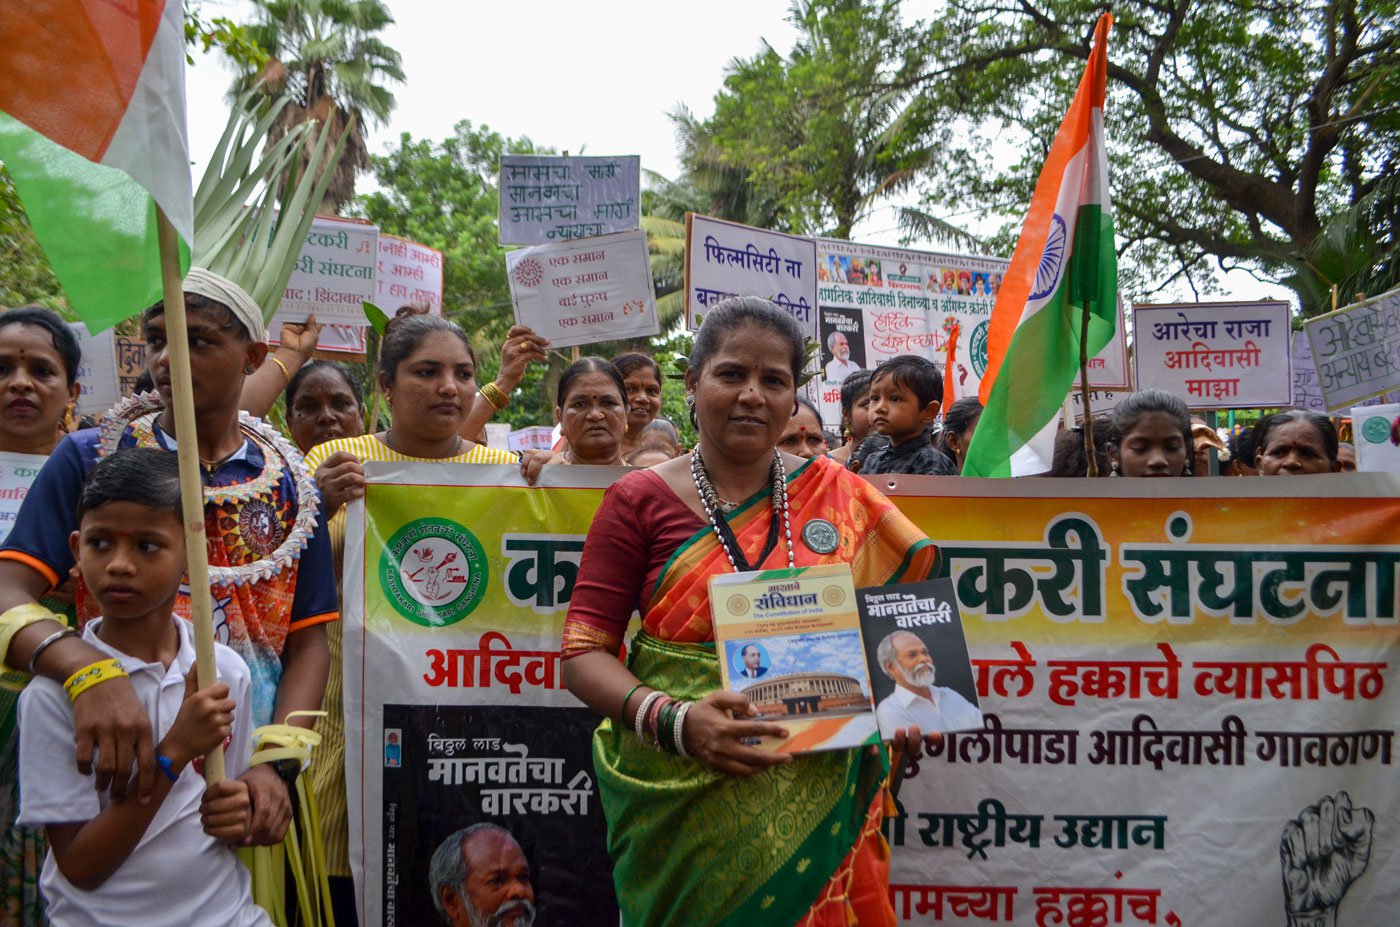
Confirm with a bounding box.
[505,230,658,349]
[498,155,641,246]
[1133,300,1292,408]
[686,215,818,337]
[1290,330,1327,413]
[0,452,46,543]
[377,234,443,314]
[273,216,379,335]
[506,426,556,453]
[1304,287,1400,411]
[1065,387,1131,422]
[68,323,118,416]
[1352,403,1400,472]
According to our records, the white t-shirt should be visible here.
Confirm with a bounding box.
[875,682,982,736]
[825,357,860,384]
[18,618,270,927]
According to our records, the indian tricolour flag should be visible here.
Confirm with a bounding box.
[0,0,191,331]
[963,12,1118,478]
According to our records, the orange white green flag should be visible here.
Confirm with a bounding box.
[0,0,191,331]
[962,12,1118,478]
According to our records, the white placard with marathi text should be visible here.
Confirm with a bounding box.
[377,234,443,313]
[273,216,379,335]
[68,323,118,417]
[0,452,46,544]
[507,426,556,453]
[1133,300,1291,408]
[1304,287,1400,411]
[686,215,818,337]
[505,230,658,349]
[498,155,641,246]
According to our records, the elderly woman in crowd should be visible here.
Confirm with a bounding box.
[1252,410,1340,475]
[284,361,365,455]
[562,296,937,927]
[777,397,829,459]
[521,358,631,476]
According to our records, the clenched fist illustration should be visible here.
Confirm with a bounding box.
[1280,791,1373,927]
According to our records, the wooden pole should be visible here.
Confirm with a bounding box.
[1078,299,1099,477]
[155,208,225,784]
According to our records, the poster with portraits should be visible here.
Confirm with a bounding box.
[343,463,624,927]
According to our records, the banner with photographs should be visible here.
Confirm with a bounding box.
[343,468,1400,925]
[811,239,1130,435]
[882,473,1399,925]
[343,463,624,927]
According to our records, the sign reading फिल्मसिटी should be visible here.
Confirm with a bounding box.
[343,465,1400,927]
[685,214,818,338]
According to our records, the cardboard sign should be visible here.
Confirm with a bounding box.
[1133,300,1292,408]
[68,323,118,416]
[686,215,818,337]
[376,234,443,314]
[505,230,658,349]
[1304,287,1400,411]
[498,156,641,246]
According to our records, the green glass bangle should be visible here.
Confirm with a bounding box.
[620,683,645,723]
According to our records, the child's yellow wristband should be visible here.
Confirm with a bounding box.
[63,659,128,702]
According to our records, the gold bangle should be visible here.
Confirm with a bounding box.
[478,382,510,411]
[63,659,128,703]
[0,604,63,675]
[269,355,293,385]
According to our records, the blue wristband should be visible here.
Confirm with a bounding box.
[156,755,179,782]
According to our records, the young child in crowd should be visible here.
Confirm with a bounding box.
[859,355,956,476]
[18,449,269,927]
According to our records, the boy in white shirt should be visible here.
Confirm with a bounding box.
[18,448,270,927]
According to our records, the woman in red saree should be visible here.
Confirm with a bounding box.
[563,297,937,927]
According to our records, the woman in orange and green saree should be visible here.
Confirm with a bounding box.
[562,297,938,927]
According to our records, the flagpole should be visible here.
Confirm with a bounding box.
[1078,301,1099,477]
[155,207,226,784]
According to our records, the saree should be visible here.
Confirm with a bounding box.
[592,456,936,927]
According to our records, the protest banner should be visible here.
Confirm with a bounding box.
[812,241,1129,430]
[879,472,1399,926]
[67,323,118,416]
[505,230,658,349]
[343,464,1400,925]
[377,233,444,314]
[1133,300,1291,408]
[1304,287,1400,411]
[686,214,818,337]
[1290,330,1327,413]
[1352,403,1400,472]
[816,305,866,426]
[0,451,46,543]
[498,155,641,246]
[507,426,555,453]
[344,463,623,927]
[1064,387,1131,422]
[270,215,379,353]
[113,334,146,398]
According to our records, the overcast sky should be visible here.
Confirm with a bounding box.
[184,0,1280,304]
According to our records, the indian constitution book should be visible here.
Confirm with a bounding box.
[709,563,880,754]
[856,578,982,739]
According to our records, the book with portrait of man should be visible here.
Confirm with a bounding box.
[856,578,983,739]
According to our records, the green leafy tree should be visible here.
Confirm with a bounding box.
[904,0,1399,309]
[693,0,978,246]
[237,0,405,212]
[0,163,65,311]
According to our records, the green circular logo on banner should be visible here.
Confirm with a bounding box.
[380,517,488,627]
[1362,415,1391,445]
[970,320,990,378]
